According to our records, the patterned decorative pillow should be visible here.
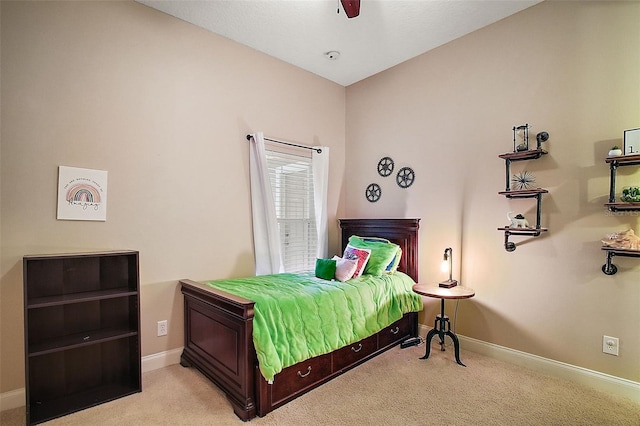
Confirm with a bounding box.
[332,256,358,282]
[342,244,371,278]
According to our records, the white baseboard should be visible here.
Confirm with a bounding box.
[418,324,640,403]
[141,347,184,373]
[0,348,184,412]
[0,388,25,413]
[4,337,639,411]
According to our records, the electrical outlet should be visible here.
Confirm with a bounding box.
[157,320,168,337]
[602,335,619,356]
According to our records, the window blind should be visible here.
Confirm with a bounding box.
[266,148,318,272]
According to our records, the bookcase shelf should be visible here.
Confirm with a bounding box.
[23,250,141,425]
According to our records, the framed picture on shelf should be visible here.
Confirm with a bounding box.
[623,128,640,155]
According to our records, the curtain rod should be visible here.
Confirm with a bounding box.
[246,134,322,154]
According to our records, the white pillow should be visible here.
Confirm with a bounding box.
[332,256,358,282]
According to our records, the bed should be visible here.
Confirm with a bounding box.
[179,218,421,421]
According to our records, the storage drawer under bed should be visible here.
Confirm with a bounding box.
[332,334,377,372]
[378,314,415,348]
[263,313,416,412]
[269,352,332,406]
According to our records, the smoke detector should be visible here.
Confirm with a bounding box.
[325,51,341,60]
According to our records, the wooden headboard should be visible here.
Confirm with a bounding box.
[339,218,420,283]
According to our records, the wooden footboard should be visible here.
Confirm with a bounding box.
[180,279,257,421]
[180,279,417,421]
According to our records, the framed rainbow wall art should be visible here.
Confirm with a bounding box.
[57,166,108,221]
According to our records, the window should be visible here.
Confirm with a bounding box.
[266,147,317,272]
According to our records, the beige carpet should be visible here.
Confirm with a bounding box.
[2,343,639,425]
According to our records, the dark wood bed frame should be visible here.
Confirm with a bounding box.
[179,218,420,421]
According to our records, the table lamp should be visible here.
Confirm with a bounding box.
[439,247,458,288]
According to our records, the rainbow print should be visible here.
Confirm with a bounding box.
[66,184,102,204]
[58,166,108,221]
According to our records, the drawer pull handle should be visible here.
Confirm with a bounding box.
[351,343,363,353]
[297,366,312,378]
[390,326,400,335]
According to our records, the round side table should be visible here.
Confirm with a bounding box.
[412,284,475,366]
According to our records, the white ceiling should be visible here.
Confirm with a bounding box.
[137,0,542,86]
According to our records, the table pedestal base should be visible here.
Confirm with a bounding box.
[420,299,465,366]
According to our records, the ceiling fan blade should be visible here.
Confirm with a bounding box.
[340,0,360,18]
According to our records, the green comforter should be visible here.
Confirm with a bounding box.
[205,271,423,382]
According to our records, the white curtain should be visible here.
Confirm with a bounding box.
[313,146,330,259]
[249,132,284,275]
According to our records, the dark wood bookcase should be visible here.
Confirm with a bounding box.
[23,250,141,425]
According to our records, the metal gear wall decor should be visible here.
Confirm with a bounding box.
[396,167,415,188]
[365,183,381,202]
[377,157,394,177]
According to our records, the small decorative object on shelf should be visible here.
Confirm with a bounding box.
[511,171,536,190]
[511,124,550,153]
[623,128,640,155]
[608,145,623,157]
[507,212,530,229]
[513,124,529,152]
[602,229,640,251]
[536,131,550,145]
[601,229,640,275]
[621,186,640,202]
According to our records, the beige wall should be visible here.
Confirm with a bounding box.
[0,1,346,393]
[346,1,639,381]
[2,0,638,398]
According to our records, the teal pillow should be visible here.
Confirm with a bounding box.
[348,235,400,276]
[315,258,337,280]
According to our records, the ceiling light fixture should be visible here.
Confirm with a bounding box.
[325,51,341,60]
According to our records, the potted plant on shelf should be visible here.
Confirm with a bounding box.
[608,145,623,156]
[621,186,640,202]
